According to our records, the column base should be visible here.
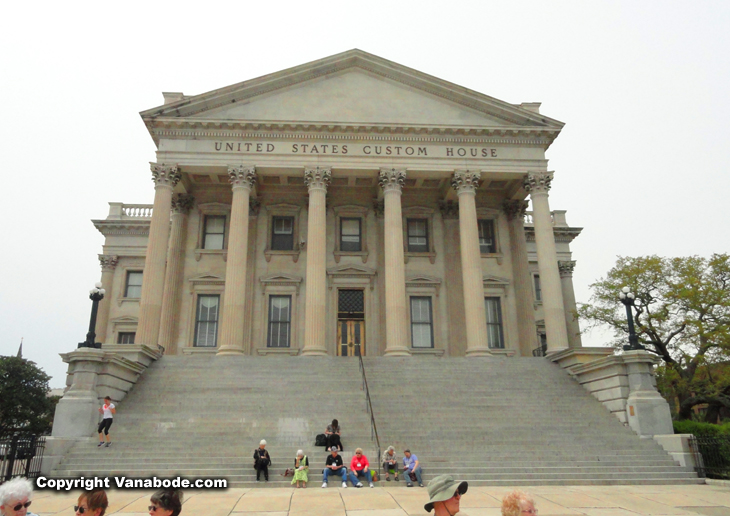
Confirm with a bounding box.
[465,347,493,357]
[216,346,245,356]
[545,346,569,357]
[301,347,328,356]
[384,348,412,357]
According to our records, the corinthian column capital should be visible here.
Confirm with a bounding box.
[98,254,119,272]
[304,166,332,192]
[452,170,481,194]
[379,168,406,193]
[558,260,576,277]
[171,194,195,214]
[229,165,257,190]
[150,163,181,187]
[502,199,529,221]
[523,171,553,194]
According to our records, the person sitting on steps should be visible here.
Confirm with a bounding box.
[324,419,343,451]
[348,448,374,488]
[253,440,271,482]
[382,446,399,481]
[322,447,348,488]
[403,448,424,487]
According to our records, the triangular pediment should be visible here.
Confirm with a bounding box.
[483,275,511,286]
[260,274,302,283]
[141,50,563,131]
[189,274,224,282]
[327,265,376,276]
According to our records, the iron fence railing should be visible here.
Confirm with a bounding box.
[689,435,730,479]
[0,435,46,483]
[355,344,381,478]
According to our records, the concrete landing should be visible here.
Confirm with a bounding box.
[27,484,730,516]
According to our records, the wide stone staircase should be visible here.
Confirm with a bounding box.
[365,356,699,485]
[51,355,699,486]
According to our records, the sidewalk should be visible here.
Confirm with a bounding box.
[27,483,730,516]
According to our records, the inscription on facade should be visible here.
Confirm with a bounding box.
[213,142,499,159]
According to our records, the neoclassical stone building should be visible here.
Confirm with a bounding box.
[92,49,582,358]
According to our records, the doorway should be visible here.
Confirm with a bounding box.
[337,289,365,356]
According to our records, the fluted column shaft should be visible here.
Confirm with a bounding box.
[218,166,256,356]
[524,172,568,353]
[136,164,180,347]
[559,260,583,349]
[302,167,331,356]
[503,200,538,356]
[95,255,118,344]
[380,169,411,356]
[453,171,491,356]
[159,194,194,354]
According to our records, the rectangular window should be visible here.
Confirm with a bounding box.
[484,297,504,349]
[534,274,542,302]
[340,218,362,252]
[407,219,429,252]
[478,219,496,253]
[203,215,226,250]
[410,297,434,348]
[194,295,220,347]
[271,216,294,250]
[117,332,136,344]
[268,295,292,347]
[125,271,143,298]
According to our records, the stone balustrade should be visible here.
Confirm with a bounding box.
[523,210,568,227]
[107,202,153,220]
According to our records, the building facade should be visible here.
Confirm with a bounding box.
[91,50,582,358]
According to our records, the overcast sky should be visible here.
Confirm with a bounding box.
[1,2,728,387]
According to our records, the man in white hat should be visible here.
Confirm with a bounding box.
[424,475,468,515]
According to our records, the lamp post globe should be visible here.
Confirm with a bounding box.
[620,287,644,352]
[78,283,106,349]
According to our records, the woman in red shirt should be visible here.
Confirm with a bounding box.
[348,448,374,488]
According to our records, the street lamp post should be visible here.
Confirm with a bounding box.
[619,286,645,351]
[78,282,106,349]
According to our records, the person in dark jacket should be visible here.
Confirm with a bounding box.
[253,439,271,481]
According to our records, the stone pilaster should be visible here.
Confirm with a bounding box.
[452,170,491,356]
[95,255,118,344]
[558,260,583,349]
[523,172,568,353]
[503,200,538,356]
[379,168,411,356]
[301,167,331,356]
[136,164,181,348]
[159,194,194,354]
[217,166,256,356]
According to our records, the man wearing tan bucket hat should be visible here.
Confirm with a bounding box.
[424,474,468,515]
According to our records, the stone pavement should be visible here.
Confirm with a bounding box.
[27,484,730,516]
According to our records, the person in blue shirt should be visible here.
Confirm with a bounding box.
[402,449,424,487]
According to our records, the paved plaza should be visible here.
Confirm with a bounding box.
[26,483,730,516]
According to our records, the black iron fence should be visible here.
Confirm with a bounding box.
[0,435,46,482]
[688,435,730,479]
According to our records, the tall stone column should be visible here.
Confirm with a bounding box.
[452,171,491,356]
[379,168,411,356]
[217,166,256,356]
[158,194,194,354]
[523,172,568,353]
[302,166,331,356]
[503,200,538,356]
[94,255,118,344]
[558,260,583,349]
[136,164,181,348]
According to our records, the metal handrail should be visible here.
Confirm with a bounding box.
[355,345,381,478]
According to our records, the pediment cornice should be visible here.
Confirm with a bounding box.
[141,50,563,147]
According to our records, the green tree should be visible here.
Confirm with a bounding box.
[578,254,730,420]
[0,356,56,437]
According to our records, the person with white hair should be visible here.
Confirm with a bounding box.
[381,446,399,481]
[253,439,271,482]
[0,477,38,516]
[291,449,309,488]
[501,490,537,516]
